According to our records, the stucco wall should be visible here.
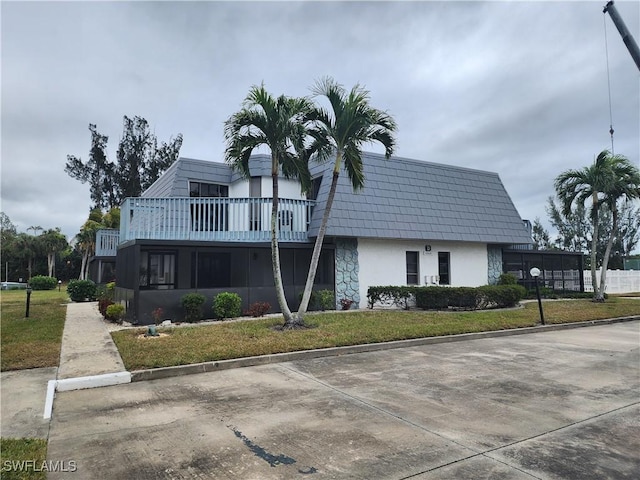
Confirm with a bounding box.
[357,238,489,308]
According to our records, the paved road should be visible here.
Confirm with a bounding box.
[46,321,639,479]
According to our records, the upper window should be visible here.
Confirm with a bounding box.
[309,176,322,200]
[189,182,229,198]
[406,251,419,285]
[438,252,450,285]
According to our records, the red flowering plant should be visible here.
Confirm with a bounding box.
[151,307,164,325]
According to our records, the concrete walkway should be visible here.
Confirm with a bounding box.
[57,302,126,379]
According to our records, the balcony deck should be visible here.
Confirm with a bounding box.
[96,197,314,256]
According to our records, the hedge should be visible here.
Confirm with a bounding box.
[368,285,526,311]
[29,275,57,290]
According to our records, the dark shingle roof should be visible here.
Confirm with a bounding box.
[307,152,532,245]
[143,153,532,245]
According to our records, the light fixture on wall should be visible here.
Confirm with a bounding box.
[425,245,432,252]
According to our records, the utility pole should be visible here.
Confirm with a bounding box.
[603,1,640,71]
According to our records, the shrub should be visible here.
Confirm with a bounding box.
[497,273,518,285]
[415,287,450,310]
[105,304,125,323]
[367,286,417,309]
[97,281,116,317]
[29,275,57,290]
[98,298,115,317]
[447,287,481,310]
[96,281,116,301]
[478,285,526,308]
[67,279,97,302]
[180,293,206,322]
[213,292,242,320]
[340,298,355,310]
[245,301,271,318]
[317,290,335,311]
[151,307,165,325]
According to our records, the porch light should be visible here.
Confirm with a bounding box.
[529,267,545,325]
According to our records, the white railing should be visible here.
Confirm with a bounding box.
[95,229,120,256]
[583,270,640,294]
[120,197,314,243]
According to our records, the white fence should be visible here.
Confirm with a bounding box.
[583,270,640,294]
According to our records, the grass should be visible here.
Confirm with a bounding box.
[0,438,48,480]
[0,289,68,371]
[112,298,640,371]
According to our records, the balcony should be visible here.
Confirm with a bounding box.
[95,229,120,257]
[115,197,314,247]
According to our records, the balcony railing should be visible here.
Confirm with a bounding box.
[95,229,120,257]
[119,197,314,244]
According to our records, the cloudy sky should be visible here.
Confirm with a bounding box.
[2,0,639,243]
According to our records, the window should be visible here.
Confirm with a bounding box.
[189,182,229,198]
[189,182,229,232]
[309,176,323,200]
[406,251,419,285]
[438,252,450,285]
[140,251,176,289]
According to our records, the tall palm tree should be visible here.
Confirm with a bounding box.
[224,84,313,328]
[599,158,640,296]
[41,228,68,277]
[554,150,640,301]
[297,77,397,317]
[76,220,101,280]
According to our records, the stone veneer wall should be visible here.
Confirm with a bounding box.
[335,238,360,309]
[487,246,503,285]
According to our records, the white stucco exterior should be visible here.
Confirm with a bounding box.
[356,238,489,308]
[228,177,305,201]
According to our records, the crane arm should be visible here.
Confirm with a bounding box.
[603,1,640,71]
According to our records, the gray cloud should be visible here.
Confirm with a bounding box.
[2,0,638,246]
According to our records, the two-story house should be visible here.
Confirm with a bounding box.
[93,152,574,324]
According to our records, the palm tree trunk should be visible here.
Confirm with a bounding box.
[270,171,296,327]
[591,196,603,302]
[79,250,88,280]
[298,161,341,317]
[48,252,55,277]
[598,206,618,301]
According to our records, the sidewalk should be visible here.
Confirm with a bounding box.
[57,302,126,379]
[0,302,128,438]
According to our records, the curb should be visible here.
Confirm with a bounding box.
[130,315,640,382]
[43,372,132,419]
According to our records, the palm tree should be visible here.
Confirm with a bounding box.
[599,158,640,296]
[41,228,68,277]
[297,77,397,317]
[554,150,640,301]
[224,84,314,328]
[76,220,101,280]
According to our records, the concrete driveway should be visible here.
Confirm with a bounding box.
[46,321,639,479]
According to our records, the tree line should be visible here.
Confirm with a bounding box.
[0,213,76,282]
[0,116,182,283]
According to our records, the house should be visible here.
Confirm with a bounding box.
[95,152,560,324]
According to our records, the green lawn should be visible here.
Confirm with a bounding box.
[0,438,48,480]
[112,298,640,371]
[0,289,68,371]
